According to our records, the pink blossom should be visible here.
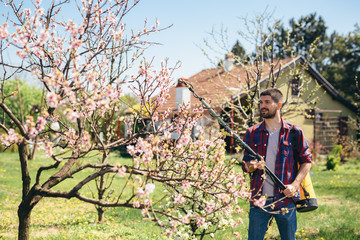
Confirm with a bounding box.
[36,117,47,131]
[204,201,215,213]
[219,193,230,203]
[28,127,39,139]
[70,39,82,50]
[46,92,59,108]
[164,131,171,139]
[254,196,266,208]
[44,142,54,157]
[234,206,244,214]
[4,129,19,145]
[181,215,190,224]
[141,208,148,217]
[117,166,126,177]
[126,145,135,155]
[37,29,50,46]
[81,133,91,147]
[32,47,44,58]
[144,183,155,194]
[0,25,9,39]
[85,98,96,111]
[63,109,80,123]
[137,187,146,198]
[16,50,27,59]
[181,180,191,190]
[196,217,205,227]
[165,229,173,238]
[234,232,242,239]
[144,199,151,206]
[173,194,185,204]
[240,189,251,198]
[133,201,140,208]
[34,8,44,15]
[34,0,42,7]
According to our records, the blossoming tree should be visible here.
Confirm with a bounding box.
[0,0,252,239]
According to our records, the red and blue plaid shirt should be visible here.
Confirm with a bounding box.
[242,118,312,209]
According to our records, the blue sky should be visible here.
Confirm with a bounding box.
[123,0,360,80]
[1,0,359,83]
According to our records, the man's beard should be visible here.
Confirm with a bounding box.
[261,108,276,119]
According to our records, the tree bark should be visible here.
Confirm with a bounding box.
[17,141,43,240]
[18,202,32,240]
[96,174,105,223]
[97,207,105,223]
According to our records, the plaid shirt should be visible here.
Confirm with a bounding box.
[242,118,312,209]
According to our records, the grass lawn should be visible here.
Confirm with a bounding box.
[0,151,359,240]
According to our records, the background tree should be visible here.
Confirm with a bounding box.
[271,13,359,106]
[320,26,360,104]
[0,79,42,130]
[0,79,43,156]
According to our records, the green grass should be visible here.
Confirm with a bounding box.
[0,152,359,239]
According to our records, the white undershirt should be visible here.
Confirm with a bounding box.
[262,128,280,197]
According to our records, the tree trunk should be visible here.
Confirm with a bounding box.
[17,141,41,240]
[97,207,105,223]
[17,202,32,240]
[96,174,105,223]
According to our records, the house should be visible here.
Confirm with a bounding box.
[157,55,359,155]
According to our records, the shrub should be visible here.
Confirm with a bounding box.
[326,145,342,170]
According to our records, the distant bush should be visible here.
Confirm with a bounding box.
[326,145,342,170]
[0,143,18,152]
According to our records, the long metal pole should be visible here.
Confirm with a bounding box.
[181,80,286,190]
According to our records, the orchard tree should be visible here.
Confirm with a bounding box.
[0,1,254,239]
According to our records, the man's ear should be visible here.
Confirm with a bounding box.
[278,102,283,109]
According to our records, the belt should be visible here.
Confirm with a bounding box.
[267,196,275,200]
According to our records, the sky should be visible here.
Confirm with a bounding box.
[1,0,359,84]
[122,0,360,81]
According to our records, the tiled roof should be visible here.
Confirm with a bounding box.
[156,57,295,114]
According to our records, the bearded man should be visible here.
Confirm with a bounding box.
[242,88,312,240]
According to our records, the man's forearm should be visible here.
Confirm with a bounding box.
[292,163,312,188]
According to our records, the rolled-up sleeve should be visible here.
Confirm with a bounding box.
[297,128,312,164]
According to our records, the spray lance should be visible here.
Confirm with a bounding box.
[179,80,286,191]
[180,79,318,212]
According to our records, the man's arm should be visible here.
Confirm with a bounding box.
[283,162,312,198]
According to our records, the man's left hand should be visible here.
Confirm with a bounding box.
[283,184,299,198]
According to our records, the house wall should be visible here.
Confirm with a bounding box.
[273,66,357,143]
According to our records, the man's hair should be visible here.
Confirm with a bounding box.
[260,88,283,103]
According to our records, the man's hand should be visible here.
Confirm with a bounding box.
[283,183,300,198]
[282,163,312,198]
[244,158,265,173]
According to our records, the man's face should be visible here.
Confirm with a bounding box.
[259,95,279,119]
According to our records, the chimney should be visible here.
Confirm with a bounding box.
[224,52,234,72]
[175,77,191,110]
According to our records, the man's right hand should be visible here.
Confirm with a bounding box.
[244,158,265,173]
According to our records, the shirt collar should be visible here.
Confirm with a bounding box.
[260,117,289,132]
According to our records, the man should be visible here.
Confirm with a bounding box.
[242,88,312,240]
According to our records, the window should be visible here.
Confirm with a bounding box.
[305,109,315,119]
[291,76,300,97]
[338,116,348,136]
